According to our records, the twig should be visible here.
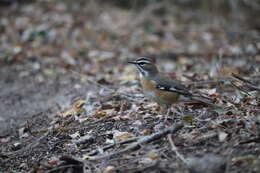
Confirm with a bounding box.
[90,123,183,160]
[123,161,159,173]
[5,131,50,156]
[232,73,260,91]
[230,81,251,96]
[59,155,97,173]
[88,114,117,125]
[223,96,240,107]
[193,131,218,144]
[73,135,95,146]
[46,164,81,173]
[232,73,254,84]
[238,137,260,145]
[86,137,139,156]
[167,134,187,164]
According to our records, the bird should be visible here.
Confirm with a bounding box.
[128,57,218,118]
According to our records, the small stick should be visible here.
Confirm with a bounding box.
[232,73,254,84]
[238,137,260,145]
[193,131,218,144]
[230,81,251,96]
[86,137,139,156]
[167,134,187,164]
[6,131,50,156]
[59,155,97,173]
[90,123,183,160]
[232,73,260,91]
[46,164,81,173]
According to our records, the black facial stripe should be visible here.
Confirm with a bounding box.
[136,64,146,75]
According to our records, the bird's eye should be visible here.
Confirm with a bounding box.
[139,62,145,66]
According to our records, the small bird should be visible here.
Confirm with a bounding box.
[128,57,218,118]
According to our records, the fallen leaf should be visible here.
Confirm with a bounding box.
[70,131,80,139]
[218,131,228,142]
[140,129,152,135]
[0,137,11,143]
[93,110,107,118]
[82,155,93,160]
[93,109,114,118]
[104,165,115,173]
[182,115,193,126]
[199,88,217,95]
[59,100,86,118]
[219,67,239,76]
[48,157,59,165]
[114,131,134,141]
[146,153,159,160]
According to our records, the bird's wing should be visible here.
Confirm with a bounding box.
[154,74,192,96]
[154,74,220,108]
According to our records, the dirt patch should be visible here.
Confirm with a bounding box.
[0,65,89,136]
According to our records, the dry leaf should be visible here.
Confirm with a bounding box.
[146,153,159,160]
[82,155,93,160]
[59,100,86,118]
[218,131,228,142]
[219,67,239,76]
[114,131,134,141]
[93,110,107,118]
[140,129,152,135]
[69,131,80,139]
[199,88,217,95]
[47,157,59,165]
[182,115,193,126]
[104,165,115,173]
[0,137,11,143]
[93,109,114,118]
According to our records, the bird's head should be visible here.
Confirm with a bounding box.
[128,57,158,77]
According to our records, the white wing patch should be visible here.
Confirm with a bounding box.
[157,86,166,90]
[157,85,176,91]
[156,84,190,95]
[168,87,179,92]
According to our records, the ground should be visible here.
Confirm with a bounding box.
[0,1,259,173]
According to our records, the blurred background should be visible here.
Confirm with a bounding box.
[1,0,259,68]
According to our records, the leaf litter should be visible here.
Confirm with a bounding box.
[0,1,259,173]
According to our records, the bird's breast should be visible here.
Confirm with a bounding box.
[140,77,180,105]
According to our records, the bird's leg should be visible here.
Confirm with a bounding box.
[159,105,165,115]
[164,104,171,122]
[158,104,167,120]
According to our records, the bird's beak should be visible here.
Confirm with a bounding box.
[128,61,138,64]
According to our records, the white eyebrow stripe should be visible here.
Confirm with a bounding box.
[136,60,151,64]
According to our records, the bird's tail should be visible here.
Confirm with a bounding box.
[190,95,220,108]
